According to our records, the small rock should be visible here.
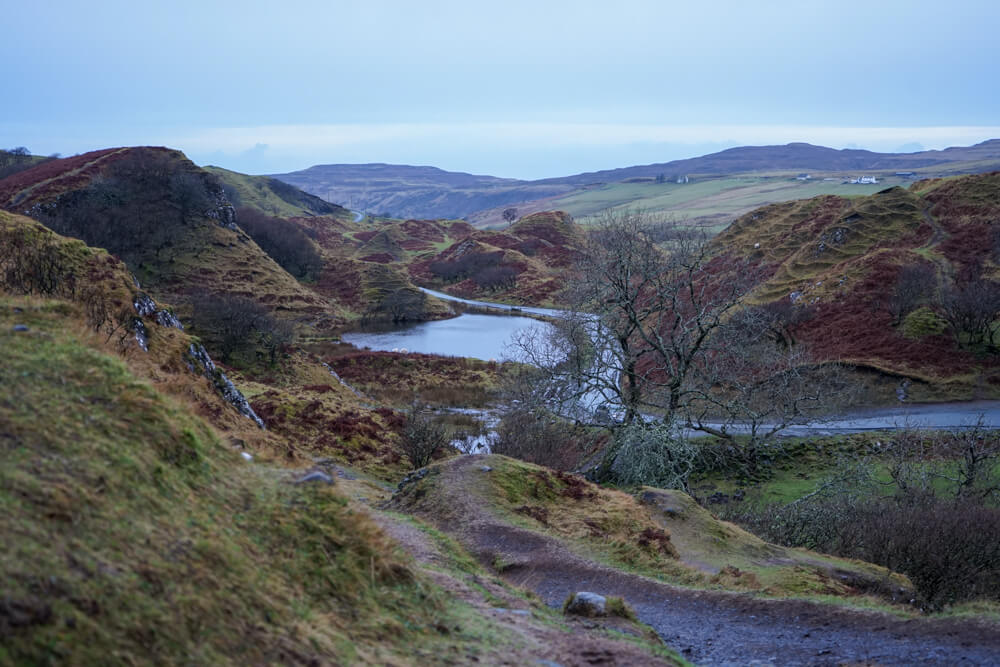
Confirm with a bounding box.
[240,452,253,462]
[564,592,607,617]
[491,607,530,616]
[296,470,334,485]
[479,465,493,472]
[12,324,29,332]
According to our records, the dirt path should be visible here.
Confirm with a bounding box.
[367,509,684,666]
[392,455,1000,666]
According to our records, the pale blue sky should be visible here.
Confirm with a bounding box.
[3,0,998,178]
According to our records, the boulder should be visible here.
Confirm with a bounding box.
[563,592,606,617]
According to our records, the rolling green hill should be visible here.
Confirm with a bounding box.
[205,165,354,219]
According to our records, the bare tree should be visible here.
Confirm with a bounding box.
[513,209,761,424]
[502,207,518,226]
[510,209,846,477]
[887,263,936,326]
[684,312,852,471]
[939,279,1000,349]
[401,405,449,469]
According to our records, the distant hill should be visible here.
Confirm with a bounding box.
[534,139,1000,186]
[271,163,576,220]
[272,140,1000,225]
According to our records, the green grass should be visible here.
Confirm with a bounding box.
[0,298,515,664]
[205,166,350,219]
[549,175,892,228]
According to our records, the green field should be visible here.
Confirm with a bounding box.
[553,175,894,229]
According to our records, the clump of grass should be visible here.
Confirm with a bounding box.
[605,596,638,621]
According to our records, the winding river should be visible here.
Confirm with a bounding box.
[342,288,1000,431]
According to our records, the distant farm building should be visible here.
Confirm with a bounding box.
[849,176,879,185]
[796,173,811,180]
[676,175,689,184]
[895,171,917,178]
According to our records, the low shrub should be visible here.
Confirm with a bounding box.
[724,494,1000,609]
[901,306,947,339]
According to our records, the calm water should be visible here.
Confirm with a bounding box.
[344,289,1000,431]
[342,312,553,361]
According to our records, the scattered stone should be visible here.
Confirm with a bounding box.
[491,607,531,616]
[396,467,431,491]
[12,324,29,332]
[240,452,253,462]
[155,309,183,330]
[479,465,493,472]
[295,470,334,485]
[132,318,149,352]
[563,592,607,617]
[133,293,157,317]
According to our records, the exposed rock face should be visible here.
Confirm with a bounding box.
[184,343,265,429]
[133,293,184,331]
[132,318,149,352]
[154,309,183,330]
[206,186,238,230]
[133,293,157,317]
[563,592,607,617]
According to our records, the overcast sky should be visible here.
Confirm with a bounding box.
[3,0,998,179]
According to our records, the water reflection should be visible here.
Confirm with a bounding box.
[342,313,553,361]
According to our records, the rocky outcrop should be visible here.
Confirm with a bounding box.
[132,318,149,352]
[184,343,265,429]
[133,293,184,331]
[206,186,238,230]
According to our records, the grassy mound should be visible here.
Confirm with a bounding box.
[391,455,914,604]
[0,298,465,664]
[205,166,352,219]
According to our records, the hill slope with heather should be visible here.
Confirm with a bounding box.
[712,172,1000,398]
[0,147,344,330]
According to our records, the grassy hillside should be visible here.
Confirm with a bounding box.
[0,205,684,667]
[470,174,891,230]
[0,147,345,334]
[711,173,1000,397]
[407,211,585,306]
[205,165,353,219]
[390,455,913,604]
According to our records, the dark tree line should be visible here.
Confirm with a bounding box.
[35,150,216,268]
[235,207,324,281]
[0,147,39,180]
[190,293,295,366]
[886,260,1000,351]
[429,250,516,291]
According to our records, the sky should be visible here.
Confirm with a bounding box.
[2,0,998,179]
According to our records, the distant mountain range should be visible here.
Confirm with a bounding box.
[272,140,1000,221]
